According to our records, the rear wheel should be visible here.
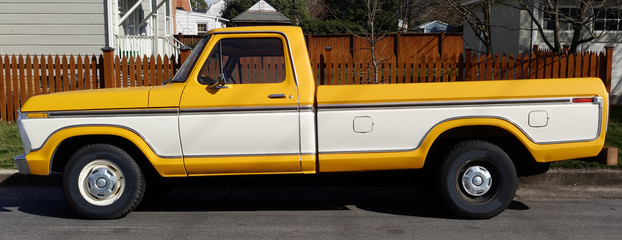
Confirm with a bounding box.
[63,144,145,219]
[439,140,517,219]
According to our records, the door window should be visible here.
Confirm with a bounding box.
[198,38,287,85]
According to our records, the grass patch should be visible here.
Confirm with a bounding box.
[0,122,23,169]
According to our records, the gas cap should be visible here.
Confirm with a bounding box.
[353,116,374,133]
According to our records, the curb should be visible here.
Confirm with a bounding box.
[0,170,18,183]
[1,169,621,186]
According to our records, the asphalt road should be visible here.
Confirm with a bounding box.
[1,172,621,240]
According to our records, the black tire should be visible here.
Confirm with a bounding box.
[439,140,517,219]
[63,144,145,219]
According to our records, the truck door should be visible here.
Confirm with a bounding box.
[179,34,302,175]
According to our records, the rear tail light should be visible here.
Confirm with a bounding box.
[572,97,595,103]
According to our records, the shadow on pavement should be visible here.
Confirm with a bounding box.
[0,173,81,219]
[0,171,531,219]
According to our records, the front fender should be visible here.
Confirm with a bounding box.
[25,125,186,177]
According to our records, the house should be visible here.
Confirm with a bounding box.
[175,0,228,35]
[231,0,290,26]
[461,1,622,102]
[0,0,184,57]
[413,21,451,33]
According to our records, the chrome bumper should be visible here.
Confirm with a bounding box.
[13,155,30,174]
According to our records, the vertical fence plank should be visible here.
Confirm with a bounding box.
[163,54,170,84]
[0,55,5,121]
[589,52,598,77]
[559,54,567,78]
[83,56,91,90]
[69,55,76,91]
[25,55,33,101]
[90,55,99,89]
[115,55,121,88]
[149,56,156,86]
[568,53,577,78]
[76,55,84,90]
[499,54,507,80]
[33,55,41,96]
[130,56,137,87]
[62,55,70,91]
[142,56,149,87]
[552,55,560,78]
[156,55,163,85]
[53,55,61,92]
[60,55,68,91]
[582,52,589,77]
[9,55,17,121]
[480,54,487,80]
[42,56,50,94]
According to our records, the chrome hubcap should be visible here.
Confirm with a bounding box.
[461,165,492,196]
[78,160,125,206]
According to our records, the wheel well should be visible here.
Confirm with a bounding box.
[51,135,161,178]
[425,125,549,177]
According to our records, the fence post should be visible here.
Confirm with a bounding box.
[179,46,192,65]
[101,47,115,88]
[605,46,614,93]
[465,48,472,81]
[532,44,539,55]
[319,54,325,85]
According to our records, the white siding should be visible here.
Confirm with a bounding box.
[462,0,622,103]
[175,9,226,35]
[0,0,105,55]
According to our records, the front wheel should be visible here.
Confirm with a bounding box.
[63,144,145,219]
[439,140,517,219]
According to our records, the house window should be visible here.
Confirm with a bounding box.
[543,8,580,31]
[197,23,207,34]
[594,8,622,31]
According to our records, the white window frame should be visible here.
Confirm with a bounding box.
[197,22,208,34]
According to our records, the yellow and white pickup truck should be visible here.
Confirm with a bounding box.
[14,26,608,219]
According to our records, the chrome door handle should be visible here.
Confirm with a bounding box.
[268,94,286,99]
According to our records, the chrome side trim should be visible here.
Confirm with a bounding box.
[180,105,299,114]
[184,152,315,158]
[30,105,315,118]
[31,124,182,159]
[47,109,179,118]
[318,98,573,110]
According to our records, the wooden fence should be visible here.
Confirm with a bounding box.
[176,32,463,64]
[0,48,192,122]
[314,46,614,93]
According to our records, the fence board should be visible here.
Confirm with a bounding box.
[9,55,17,121]
[0,56,5,120]
[19,55,26,106]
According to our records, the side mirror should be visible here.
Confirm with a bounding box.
[198,74,228,89]
[198,76,218,86]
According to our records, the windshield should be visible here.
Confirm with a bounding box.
[168,37,209,83]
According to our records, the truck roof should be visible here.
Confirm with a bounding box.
[207,26,303,35]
